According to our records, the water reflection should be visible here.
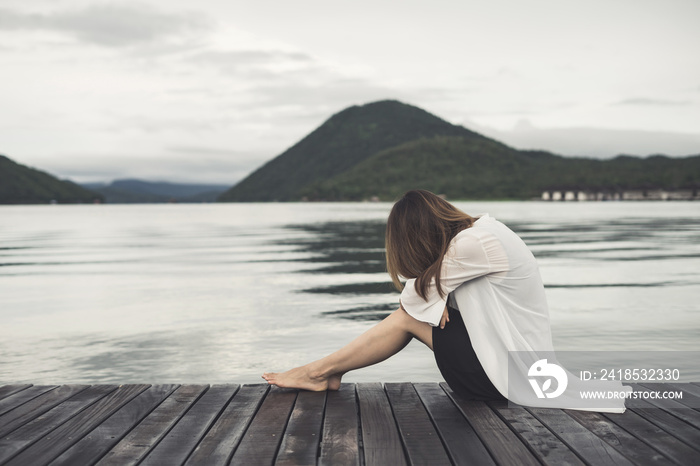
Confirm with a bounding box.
[272,213,700,322]
[277,220,397,320]
[322,303,398,321]
[2,203,697,384]
[279,221,387,273]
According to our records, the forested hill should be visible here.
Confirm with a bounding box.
[0,155,102,204]
[302,138,700,201]
[217,100,496,202]
[82,179,229,203]
[218,100,700,202]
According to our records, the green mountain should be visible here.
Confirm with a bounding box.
[218,100,492,202]
[218,100,700,202]
[82,179,229,203]
[304,138,700,201]
[0,155,103,204]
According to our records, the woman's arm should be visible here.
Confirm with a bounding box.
[400,232,505,327]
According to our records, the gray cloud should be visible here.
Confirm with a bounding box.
[166,145,249,156]
[472,121,700,158]
[30,150,268,184]
[0,3,210,47]
[101,114,227,133]
[183,49,318,81]
[614,97,693,106]
[248,79,397,107]
[190,50,313,66]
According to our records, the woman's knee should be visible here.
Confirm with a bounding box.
[391,307,429,333]
[389,307,413,329]
[391,308,433,348]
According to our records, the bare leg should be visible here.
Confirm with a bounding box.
[262,307,433,391]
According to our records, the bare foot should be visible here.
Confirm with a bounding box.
[327,373,343,391]
[262,365,331,391]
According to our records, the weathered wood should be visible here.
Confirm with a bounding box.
[185,384,268,466]
[275,390,326,466]
[624,385,700,451]
[0,385,56,417]
[0,384,32,401]
[666,382,700,408]
[527,406,635,466]
[98,384,208,466]
[442,383,540,466]
[1,382,699,465]
[356,382,406,466]
[603,408,700,465]
[490,400,584,466]
[670,382,700,400]
[414,383,496,466]
[564,409,671,465]
[50,384,179,466]
[229,385,298,466]
[140,384,239,465]
[318,383,360,466]
[0,385,118,464]
[639,382,700,427]
[5,384,148,466]
[385,383,451,465]
[0,384,88,438]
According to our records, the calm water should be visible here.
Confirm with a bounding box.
[1,202,699,384]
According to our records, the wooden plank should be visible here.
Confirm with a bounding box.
[4,384,148,466]
[0,384,89,438]
[50,384,179,466]
[442,383,540,466]
[625,384,700,451]
[357,382,406,466]
[185,384,268,466]
[603,408,700,465]
[275,390,326,465]
[564,409,674,466]
[527,407,635,466]
[640,383,700,414]
[490,400,584,466]
[665,382,700,408]
[140,384,239,465]
[0,384,32,401]
[229,385,298,466]
[385,383,451,465]
[414,383,495,466]
[318,383,360,466]
[97,384,208,466]
[356,383,408,466]
[639,383,700,424]
[0,385,118,464]
[669,382,700,400]
[0,385,57,416]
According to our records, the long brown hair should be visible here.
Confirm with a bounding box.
[385,190,475,300]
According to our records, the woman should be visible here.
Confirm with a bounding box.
[263,190,627,412]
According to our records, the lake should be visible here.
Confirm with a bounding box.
[1,201,699,384]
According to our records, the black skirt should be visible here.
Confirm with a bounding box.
[433,306,505,401]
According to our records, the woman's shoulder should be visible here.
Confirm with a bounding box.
[447,224,493,260]
[448,214,513,261]
[453,214,500,242]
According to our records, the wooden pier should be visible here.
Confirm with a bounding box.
[0,382,699,465]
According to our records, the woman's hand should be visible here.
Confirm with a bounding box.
[439,306,450,329]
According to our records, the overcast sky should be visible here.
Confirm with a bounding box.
[1,0,699,184]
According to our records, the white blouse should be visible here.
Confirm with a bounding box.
[400,214,629,413]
